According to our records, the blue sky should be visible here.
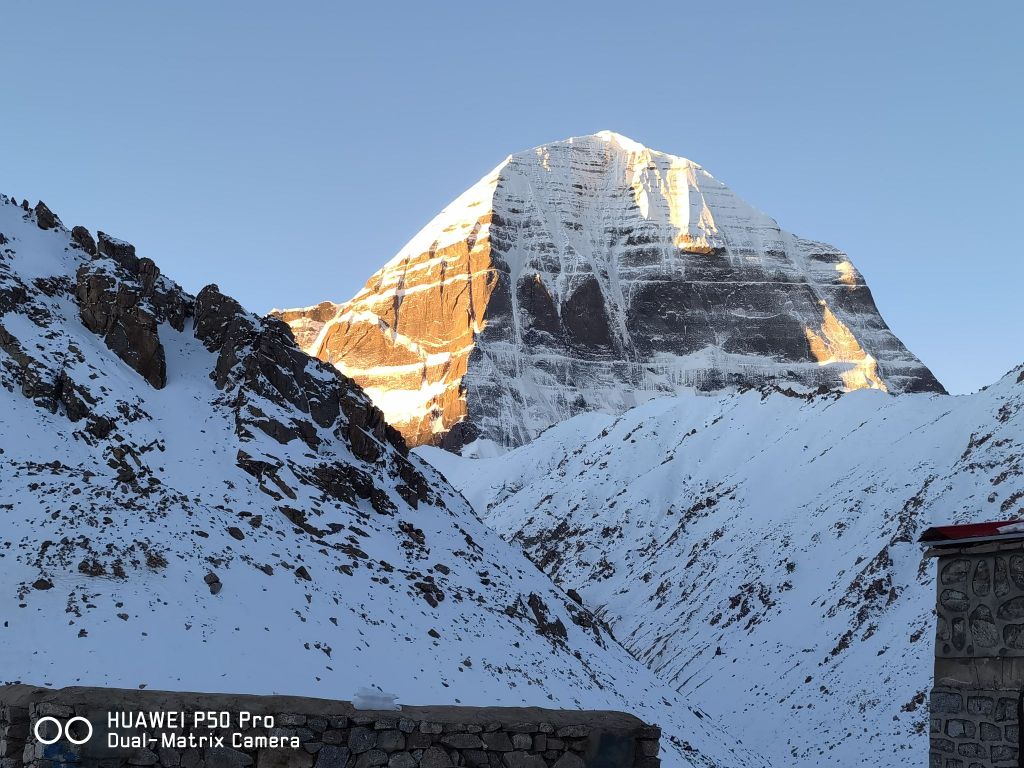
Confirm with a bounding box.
[1,2,1020,393]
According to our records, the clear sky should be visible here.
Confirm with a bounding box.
[1,2,1020,394]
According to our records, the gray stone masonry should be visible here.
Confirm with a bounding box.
[928,543,1024,768]
[0,686,659,768]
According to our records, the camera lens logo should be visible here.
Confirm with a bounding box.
[33,716,93,745]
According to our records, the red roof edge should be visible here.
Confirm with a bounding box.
[919,520,1024,544]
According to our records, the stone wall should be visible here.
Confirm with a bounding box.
[929,547,1024,768]
[929,686,1018,767]
[934,551,1024,658]
[0,687,659,768]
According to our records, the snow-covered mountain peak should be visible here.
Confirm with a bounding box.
[274,133,943,450]
[592,129,649,152]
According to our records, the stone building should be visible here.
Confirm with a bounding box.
[921,521,1024,768]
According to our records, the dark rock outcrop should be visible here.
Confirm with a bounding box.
[33,201,61,230]
[71,225,97,256]
[97,231,140,273]
[0,192,438,530]
[75,265,167,389]
[194,283,412,472]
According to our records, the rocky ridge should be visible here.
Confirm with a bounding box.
[274,131,943,451]
[0,194,757,768]
[421,365,1024,768]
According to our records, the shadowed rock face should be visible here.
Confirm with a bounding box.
[274,131,945,450]
[0,195,420,505]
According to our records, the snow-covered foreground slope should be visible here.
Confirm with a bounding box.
[420,374,1024,767]
[0,196,758,768]
[276,131,942,451]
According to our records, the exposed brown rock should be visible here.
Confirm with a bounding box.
[98,231,140,273]
[34,201,61,230]
[71,225,97,255]
[75,265,167,389]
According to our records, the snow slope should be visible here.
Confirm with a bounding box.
[0,196,758,768]
[276,131,942,451]
[420,372,1024,767]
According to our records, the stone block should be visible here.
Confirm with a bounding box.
[481,733,512,752]
[353,749,387,768]
[258,750,314,768]
[406,734,432,750]
[34,704,73,719]
[349,728,377,754]
[272,728,315,743]
[945,720,976,739]
[956,741,985,758]
[314,745,350,768]
[940,589,969,612]
[554,726,589,739]
[501,753,544,768]
[441,734,482,750]
[967,696,995,716]
[129,749,161,766]
[205,748,254,768]
[2,722,28,740]
[995,698,1017,722]
[0,741,20,758]
[323,731,345,746]
[387,754,416,768]
[509,735,531,751]
[932,692,963,714]
[376,731,404,752]
[991,744,1017,762]
[550,754,583,768]
[979,722,1002,741]
[419,747,452,768]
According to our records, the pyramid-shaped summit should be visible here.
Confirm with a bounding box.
[274,131,944,450]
